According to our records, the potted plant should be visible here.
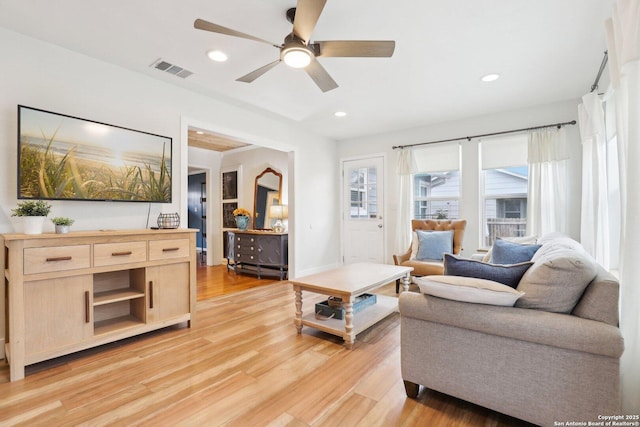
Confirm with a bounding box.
[232,207,251,230]
[51,217,75,234]
[11,200,52,234]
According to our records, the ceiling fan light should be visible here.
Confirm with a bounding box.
[283,47,312,68]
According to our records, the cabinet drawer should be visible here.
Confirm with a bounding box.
[235,235,256,245]
[24,245,91,275]
[149,239,190,261]
[235,252,257,262]
[94,241,147,267]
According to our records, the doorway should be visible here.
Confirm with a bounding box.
[187,172,207,264]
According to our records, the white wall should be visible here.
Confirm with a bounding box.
[338,99,583,259]
[0,28,340,355]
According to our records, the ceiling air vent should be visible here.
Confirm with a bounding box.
[150,58,193,79]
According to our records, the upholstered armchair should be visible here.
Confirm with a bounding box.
[393,219,467,292]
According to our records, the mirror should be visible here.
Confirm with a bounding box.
[254,167,282,229]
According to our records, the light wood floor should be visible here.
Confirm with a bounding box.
[0,266,533,426]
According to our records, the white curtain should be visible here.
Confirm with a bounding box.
[395,148,416,254]
[606,0,640,413]
[578,92,611,269]
[526,128,570,236]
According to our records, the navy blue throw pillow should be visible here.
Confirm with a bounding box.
[443,253,533,289]
[491,238,542,265]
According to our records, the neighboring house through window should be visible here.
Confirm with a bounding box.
[481,135,529,247]
[412,142,461,220]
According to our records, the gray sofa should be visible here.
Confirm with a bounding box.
[399,235,624,426]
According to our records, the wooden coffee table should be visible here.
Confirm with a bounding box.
[290,263,413,349]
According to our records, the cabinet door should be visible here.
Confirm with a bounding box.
[257,235,282,264]
[146,263,190,323]
[24,275,93,356]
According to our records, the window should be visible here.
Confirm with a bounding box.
[481,135,529,247]
[413,171,460,219]
[412,142,460,220]
[482,167,528,246]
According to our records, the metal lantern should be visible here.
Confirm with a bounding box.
[157,212,180,229]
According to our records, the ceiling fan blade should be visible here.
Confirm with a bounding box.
[292,0,327,43]
[314,40,396,57]
[236,60,281,83]
[194,19,277,46]
[305,59,338,92]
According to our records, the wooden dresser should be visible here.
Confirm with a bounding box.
[226,230,288,280]
[1,228,197,381]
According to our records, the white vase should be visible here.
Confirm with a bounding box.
[22,216,46,235]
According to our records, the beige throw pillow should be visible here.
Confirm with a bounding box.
[515,238,597,313]
[414,275,525,306]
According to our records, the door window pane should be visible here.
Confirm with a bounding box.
[350,167,377,219]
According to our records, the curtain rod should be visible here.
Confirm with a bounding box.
[590,50,609,93]
[392,120,577,150]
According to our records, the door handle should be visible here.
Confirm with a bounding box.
[378,224,383,228]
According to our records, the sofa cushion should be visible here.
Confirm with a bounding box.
[490,238,542,264]
[443,253,533,289]
[415,230,453,261]
[482,234,538,262]
[515,237,598,313]
[400,259,445,276]
[414,275,524,306]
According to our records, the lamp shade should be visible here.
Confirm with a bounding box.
[269,204,288,233]
[269,204,288,219]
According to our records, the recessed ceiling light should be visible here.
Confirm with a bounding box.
[207,50,228,62]
[334,111,347,117]
[196,131,204,135]
[481,73,500,82]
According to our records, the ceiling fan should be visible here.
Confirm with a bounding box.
[194,0,395,92]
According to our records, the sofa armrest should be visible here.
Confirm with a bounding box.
[394,248,412,265]
[399,292,624,358]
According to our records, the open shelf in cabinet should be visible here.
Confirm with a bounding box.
[93,269,146,335]
[94,289,145,306]
[94,314,144,336]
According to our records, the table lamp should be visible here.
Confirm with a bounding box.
[269,204,288,233]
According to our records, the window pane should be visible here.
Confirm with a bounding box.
[349,166,378,219]
[412,171,460,220]
[483,166,528,247]
[413,200,459,219]
[413,171,460,199]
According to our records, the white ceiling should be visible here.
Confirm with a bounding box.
[0,0,612,141]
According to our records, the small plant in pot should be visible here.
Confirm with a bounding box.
[11,200,52,234]
[51,217,75,234]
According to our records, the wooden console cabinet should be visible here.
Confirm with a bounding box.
[226,230,288,279]
[2,229,197,381]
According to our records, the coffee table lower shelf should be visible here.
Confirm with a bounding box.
[301,294,397,340]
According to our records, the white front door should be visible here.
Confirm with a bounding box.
[342,156,385,264]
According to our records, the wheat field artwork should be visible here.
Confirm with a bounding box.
[18,106,172,203]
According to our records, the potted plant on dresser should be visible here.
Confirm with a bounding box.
[51,217,75,234]
[11,200,52,234]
